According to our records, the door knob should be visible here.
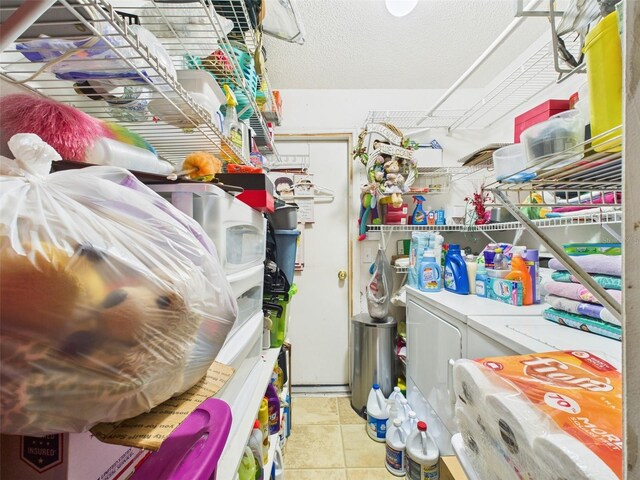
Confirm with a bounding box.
[338,270,347,280]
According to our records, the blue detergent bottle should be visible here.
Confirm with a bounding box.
[411,196,427,225]
[444,244,469,294]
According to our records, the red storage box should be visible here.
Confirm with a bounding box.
[514,99,570,143]
[384,203,408,225]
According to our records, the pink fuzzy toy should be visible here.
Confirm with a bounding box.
[0,94,109,161]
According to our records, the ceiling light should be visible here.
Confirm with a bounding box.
[385,0,418,17]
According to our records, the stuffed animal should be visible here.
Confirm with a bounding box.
[0,241,198,435]
[357,184,380,241]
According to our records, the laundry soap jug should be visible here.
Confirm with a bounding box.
[238,446,257,480]
[444,244,469,294]
[259,398,270,453]
[386,418,407,476]
[367,384,389,442]
[506,247,533,305]
[419,250,442,292]
[406,421,440,480]
[411,196,427,225]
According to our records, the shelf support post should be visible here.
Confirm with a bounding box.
[490,189,622,321]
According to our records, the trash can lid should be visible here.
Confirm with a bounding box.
[351,313,397,327]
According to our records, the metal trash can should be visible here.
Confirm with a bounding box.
[350,314,397,418]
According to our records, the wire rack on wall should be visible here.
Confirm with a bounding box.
[485,126,622,207]
[0,0,280,164]
[364,35,583,132]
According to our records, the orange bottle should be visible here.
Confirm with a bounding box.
[506,248,533,305]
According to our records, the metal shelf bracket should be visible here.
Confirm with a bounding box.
[491,189,622,321]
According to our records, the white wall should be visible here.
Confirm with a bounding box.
[274,72,620,320]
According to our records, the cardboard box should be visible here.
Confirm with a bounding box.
[514,99,570,143]
[485,277,523,306]
[1,432,148,480]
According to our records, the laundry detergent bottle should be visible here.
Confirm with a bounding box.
[419,250,442,292]
[506,247,532,305]
[444,244,469,294]
[406,421,440,480]
[386,418,407,476]
[366,384,389,442]
[411,195,428,225]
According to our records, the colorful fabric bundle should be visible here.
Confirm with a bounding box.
[543,308,621,341]
[544,280,622,304]
[551,192,621,213]
[545,294,619,326]
[548,254,622,277]
[551,271,622,290]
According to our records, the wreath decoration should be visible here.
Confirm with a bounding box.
[353,123,419,208]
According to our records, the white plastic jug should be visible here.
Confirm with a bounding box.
[403,410,418,436]
[386,399,399,434]
[366,383,389,442]
[389,386,405,404]
[399,398,410,422]
[386,417,407,476]
[406,421,439,480]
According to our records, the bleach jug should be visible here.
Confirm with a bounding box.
[388,386,405,406]
[403,410,418,436]
[406,421,440,480]
[386,418,407,476]
[367,384,389,442]
[444,244,469,294]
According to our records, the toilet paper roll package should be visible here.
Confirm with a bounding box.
[454,351,622,480]
[0,134,237,435]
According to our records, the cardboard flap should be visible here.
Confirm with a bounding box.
[90,362,234,451]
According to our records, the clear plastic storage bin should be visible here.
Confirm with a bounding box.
[151,183,266,275]
[521,110,584,166]
[228,264,265,334]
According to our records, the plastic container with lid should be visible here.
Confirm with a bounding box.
[521,109,585,165]
[492,143,532,183]
[386,418,407,476]
[367,383,390,442]
[131,398,231,480]
[584,10,622,153]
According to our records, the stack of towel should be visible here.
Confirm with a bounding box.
[543,253,622,341]
[453,352,622,480]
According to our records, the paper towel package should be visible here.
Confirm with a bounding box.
[453,351,622,480]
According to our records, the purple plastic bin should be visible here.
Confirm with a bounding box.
[132,398,232,480]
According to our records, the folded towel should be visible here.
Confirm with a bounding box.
[545,294,620,326]
[543,308,621,341]
[544,280,622,304]
[544,206,620,218]
[549,254,622,277]
[551,271,622,291]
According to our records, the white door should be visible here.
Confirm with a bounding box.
[279,139,350,386]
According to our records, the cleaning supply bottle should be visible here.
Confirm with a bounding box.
[238,446,257,480]
[366,384,389,442]
[249,419,267,466]
[475,263,489,298]
[388,386,405,405]
[399,398,410,423]
[506,247,533,305]
[403,411,418,436]
[524,249,540,304]
[222,84,243,152]
[444,244,469,294]
[426,206,436,225]
[418,250,442,292]
[493,247,508,271]
[406,421,440,480]
[465,254,477,294]
[265,382,281,435]
[386,418,407,476]
[411,196,427,225]
[387,399,399,434]
[259,398,270,453]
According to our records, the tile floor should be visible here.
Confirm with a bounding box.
[283,396,399,479]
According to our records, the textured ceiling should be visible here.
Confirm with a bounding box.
[264,0,550,89]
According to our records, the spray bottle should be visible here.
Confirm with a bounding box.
[411,196,428,225]
[222,84,243,151]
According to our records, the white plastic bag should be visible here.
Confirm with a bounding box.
[366,248,393,319]
[0,134,237,435]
